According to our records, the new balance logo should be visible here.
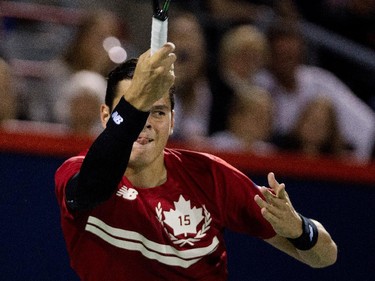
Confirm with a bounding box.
[116,186,138,200]
[112,111,124,125]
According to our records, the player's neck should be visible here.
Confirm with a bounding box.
[125,163,167,188]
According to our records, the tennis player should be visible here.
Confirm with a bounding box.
[55,43,337,280]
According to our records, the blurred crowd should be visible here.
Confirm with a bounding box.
[0,0,374,163]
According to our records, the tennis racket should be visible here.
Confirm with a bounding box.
[151,0,172,55]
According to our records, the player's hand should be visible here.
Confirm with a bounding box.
[254,172,302,238]
[125,42,176,111]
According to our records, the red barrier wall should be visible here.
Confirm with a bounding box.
[1,126,374,185]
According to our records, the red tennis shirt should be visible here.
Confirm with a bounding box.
[55,148,275,281]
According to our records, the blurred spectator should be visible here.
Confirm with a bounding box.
[294,0,375,117]
[254,19,375,162]
[35,8,127,122]
[168,11,213,142]
[218,24,268,93]
[205,0,300,24]
[53,70,106,137]
[326,0,375,50]
[0,58,19,123]
[209,23,269,134]
[295,0,375,51]
[209,87,277,155]
[205,0,272,23]
[59,9,125,76]
[276,96,355,160]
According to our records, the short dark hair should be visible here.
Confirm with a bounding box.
[105,58,175,111]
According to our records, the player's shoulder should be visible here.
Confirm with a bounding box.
[164,147,233,168]
[165,147,215,159]
[55,150,87,177]
[299,65,337,80]
[60,151,86,166]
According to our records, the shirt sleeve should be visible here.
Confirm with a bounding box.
[211,156,276,239]
[55,155,85,220]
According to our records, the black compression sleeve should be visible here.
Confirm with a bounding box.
[66,97,149,211]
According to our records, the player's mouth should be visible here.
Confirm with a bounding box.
[136,137,154,145]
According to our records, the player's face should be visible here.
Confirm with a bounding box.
[102,79,174,169]
[129,93,174,169]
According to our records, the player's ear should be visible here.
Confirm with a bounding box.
[100,104,111,128]
[170,109,175,135]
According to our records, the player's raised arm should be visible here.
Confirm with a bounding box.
[63,45,176,211]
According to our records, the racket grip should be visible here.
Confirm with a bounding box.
[151,17,168,55]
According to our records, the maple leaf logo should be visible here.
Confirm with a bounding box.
[163,195,204,237]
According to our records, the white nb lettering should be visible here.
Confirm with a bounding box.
[112,111,124,125]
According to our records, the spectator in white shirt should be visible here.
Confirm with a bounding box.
[254,19,375,163]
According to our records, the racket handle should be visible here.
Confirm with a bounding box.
[151,17,168,55]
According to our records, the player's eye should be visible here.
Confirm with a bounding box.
[150,110,166,118]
